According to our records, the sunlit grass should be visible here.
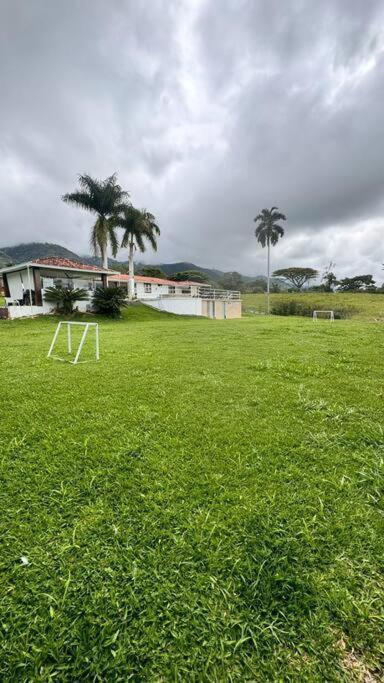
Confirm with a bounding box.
[0,305,383,680]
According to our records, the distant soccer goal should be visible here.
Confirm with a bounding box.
[312,310,335,322]
[47,321,99,364]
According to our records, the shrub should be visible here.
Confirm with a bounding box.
[44,286,89,314]
[92,286,128,318]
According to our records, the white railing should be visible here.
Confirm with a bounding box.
[197,287,241,300]
[155,287,241,300]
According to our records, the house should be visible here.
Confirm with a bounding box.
[0,257,110,319]
[0,257,242,319]
[109,273,242,319]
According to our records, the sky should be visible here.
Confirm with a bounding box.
[1,0,384,281]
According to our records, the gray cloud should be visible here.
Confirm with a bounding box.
[1,0,384,281]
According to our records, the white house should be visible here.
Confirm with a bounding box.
[0,258,242,319]
[0,257,110,319]
[109,273,242,319]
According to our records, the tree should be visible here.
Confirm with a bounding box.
[43,285,89,314]
[337,275,376,292]
[273,267,318,290]
[169,270,211,283]
[254,207,286,313]
[92,286,128,318]
[137,266,167,279]
[247,277,267,293]
[62,173,128,271]
[115,206,160,300]
[218,271,245,291]
[322,261,337,292]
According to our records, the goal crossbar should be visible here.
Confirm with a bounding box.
[313,310,335,321]
[47,321,100,364]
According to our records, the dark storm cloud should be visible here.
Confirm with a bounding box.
[1,0,384,280]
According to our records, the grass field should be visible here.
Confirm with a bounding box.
[243,291,384,320]
[1,304,383,680]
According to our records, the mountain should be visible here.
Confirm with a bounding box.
[158,262,226,281]
[2,242,82,264]
[0,249,13,268]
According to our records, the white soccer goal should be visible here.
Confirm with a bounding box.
[47,321,99,364]
[313,310,335,322]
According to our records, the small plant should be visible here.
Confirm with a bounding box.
[44,285,89,314]
[92,286,128,318]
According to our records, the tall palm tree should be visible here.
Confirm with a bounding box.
[62,173,128,271]
[254,206,286,313]
[115,206,160,299]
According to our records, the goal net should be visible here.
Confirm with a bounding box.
[47,321,100,364]
[312,310,335,322]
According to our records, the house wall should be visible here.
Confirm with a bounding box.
[143,297,203,316]
[135,282,176,299]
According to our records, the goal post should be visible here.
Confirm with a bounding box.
[47,321,100,364]
[313,310,335,322]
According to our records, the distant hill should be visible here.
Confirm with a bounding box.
[158,261,226,281]
[2,242,82,264]
[0,249,13,268]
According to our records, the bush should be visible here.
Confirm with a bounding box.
[92,286,128,318]
[271,300,350,319]
[44,286,89,314]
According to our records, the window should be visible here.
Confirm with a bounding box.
[144,283,152,293]
[168,285,176,295]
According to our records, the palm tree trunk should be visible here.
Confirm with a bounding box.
[101,243,108,271]
[101,242,109,287]
[128,240,135,300]
[267,238,270,314]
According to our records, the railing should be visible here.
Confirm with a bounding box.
[154,287,241,301]
[197,287,241,300]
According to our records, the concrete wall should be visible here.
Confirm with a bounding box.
[143,297,203,316]
[6,304,52,319]
[201,299,242,319]
[143,297,242,319]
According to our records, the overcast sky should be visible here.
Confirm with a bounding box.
[1,0,384,279]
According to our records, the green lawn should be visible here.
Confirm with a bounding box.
[1,305,383,680]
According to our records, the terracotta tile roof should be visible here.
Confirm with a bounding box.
[109,273,204,286]
[33,257,106,272]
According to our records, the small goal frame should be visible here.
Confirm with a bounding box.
[47,321,99,364]
[313,310,335,322]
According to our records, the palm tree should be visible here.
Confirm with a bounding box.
[62,173,128,271]
[115,206,160,300]
[254,207,286,313]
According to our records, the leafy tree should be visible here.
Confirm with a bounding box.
[254,207,286,313]
[322,261,337,292]
[247,277,267,293]
[44,286,89,314]
[337,275,376,292]
[62,174,128,270]
[92,286,128,318]
[218,271,245,291]
[138,266,167,279]
[170,270,211,283]
[114,206,160,299]
[273,267,318,290]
